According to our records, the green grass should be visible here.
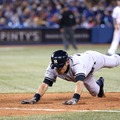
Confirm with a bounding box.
[0,44,120,119]
[0,44,120,93]
[1,112,120,120]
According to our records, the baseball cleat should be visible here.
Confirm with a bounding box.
[96,77,105,97]
[117,53,120,56]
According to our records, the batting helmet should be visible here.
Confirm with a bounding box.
[51,50,68,69]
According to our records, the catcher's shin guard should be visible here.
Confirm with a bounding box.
[96,77,104,97]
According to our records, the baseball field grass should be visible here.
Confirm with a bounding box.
[0,44,120,120]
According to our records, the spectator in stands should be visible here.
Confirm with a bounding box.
[0,17,7,27]
[87,16,96,28]
[101,8,113,27]
[95,12,103,26]
[0,5,7,27]
[80,14,89,28]
[0,0,116,28]
[20,7,34,27]
[8,11,21,28]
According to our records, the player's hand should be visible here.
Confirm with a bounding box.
[21,97,37,104]
[63,98,78,105]
[21,93,41,104]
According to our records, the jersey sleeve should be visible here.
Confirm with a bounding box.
[73,63,86,81]
[71,56,86,81]
[44,63,57,86]
[43,78,54,87]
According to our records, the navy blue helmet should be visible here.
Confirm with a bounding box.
[51,50,68,69]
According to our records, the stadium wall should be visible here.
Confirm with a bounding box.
[0,27,113,45]
[91,26,114,43]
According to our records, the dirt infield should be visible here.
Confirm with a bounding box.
[0,92,120,116]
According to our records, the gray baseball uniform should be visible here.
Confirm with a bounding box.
[44,50,120,96]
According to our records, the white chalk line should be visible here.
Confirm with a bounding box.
[0,108,120,113]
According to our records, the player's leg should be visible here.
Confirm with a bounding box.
[84,74,103,97]
[61,28,69,50]
[68,28,78,50]
[102,53,120,68]
[107,29,120,55]
[86,50,120,69]
[96,77,104,97]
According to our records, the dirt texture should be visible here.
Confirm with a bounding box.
[0,92,120,116]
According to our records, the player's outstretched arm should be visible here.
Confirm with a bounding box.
[64,81,84,105]
[21,82,49,104]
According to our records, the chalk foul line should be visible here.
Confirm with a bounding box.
[0,108,120,113]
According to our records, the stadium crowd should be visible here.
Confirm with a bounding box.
[0,0,117,28]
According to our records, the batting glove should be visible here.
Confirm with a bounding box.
[21,98,37,104]
[63,93,80,105]
[64,98,78,105]
[21,93,41,104]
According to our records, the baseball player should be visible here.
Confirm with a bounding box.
[21,50,120,105]
[107,0,120,55]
